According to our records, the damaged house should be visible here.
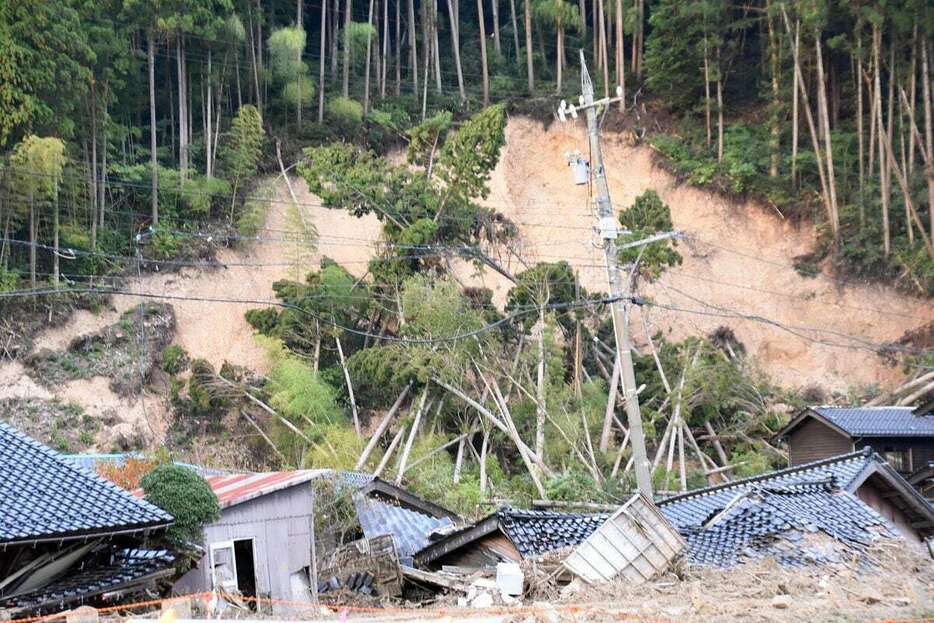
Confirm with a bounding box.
[167,469,457,610]
[657,448,934,566]
[0,422,175,617]
[414,507,609,569]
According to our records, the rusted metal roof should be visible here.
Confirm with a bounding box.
[197,470,331,509]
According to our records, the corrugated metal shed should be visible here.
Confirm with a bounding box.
[563,493,684,585]
[0,422,172,544]
[200,470,330,509]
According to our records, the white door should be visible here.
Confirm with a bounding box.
[209,541,238,594]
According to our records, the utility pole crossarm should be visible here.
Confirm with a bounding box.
[558,49,654,499]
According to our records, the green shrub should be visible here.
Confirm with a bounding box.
[141,464,221,543]
[0,268,19,293]
[245,307,279,334]
[161,344,190,375]
[327,97,364,129]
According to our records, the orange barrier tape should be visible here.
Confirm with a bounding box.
[8,590,933,623]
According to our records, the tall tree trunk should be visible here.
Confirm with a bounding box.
[716,69,724,161]
[206,49,213,176]
[616,0,624,108]
[510,0,520,62]
[477,0,490,105]
[395,0,402,94]
[382,0,389,97]
[447,0,466,102]
[319,0,327,122]
[148,31,159,226]
[52,183,59,287]
[704,36,711,148]
[525,0,534,93]
[408,0,419,93]
[791,20,800,185]
[342,0,353,97]
[364,0,375,113]
[256,0,264,108]
[767,5,780,177]
[579,0,586,37]
[857,31,864,198]
[29,194,35,288]
[874,23,890,256]
[248,9,262,108]
[99,89,108,228]
[555,26,563,94]
[177,36,189,180]
[89,84,99,237]
[908,27,918,175]
[814,29,839,245]
[491,0,501,55]
[923,40,934,242]
[332,0,340,80]
[432,0,442,92]
[632,0,643,76]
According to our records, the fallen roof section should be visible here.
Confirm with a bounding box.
[414,507,609,566]
[657,448,934,540]
[681,479,893,568]
[0,549,176,615]
[0,422,172,545]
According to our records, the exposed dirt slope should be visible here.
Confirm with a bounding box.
[462,117,933,391]
[3,117,930,446]
[0,177,381,448]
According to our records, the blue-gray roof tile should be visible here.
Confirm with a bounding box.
[0,422,173,544]
[811,406,934,437]
[657,449,875,530]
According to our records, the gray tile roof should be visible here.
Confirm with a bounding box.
[681,479,893,568]
[657,449,876,530]
[811,406,934,437]
[498,508,609,558]
[0,422,173,544]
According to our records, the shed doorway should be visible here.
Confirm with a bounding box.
[232,539,257,606]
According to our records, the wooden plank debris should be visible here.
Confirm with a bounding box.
[562,493,684,585]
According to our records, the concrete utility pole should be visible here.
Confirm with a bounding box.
[559,50,654,498]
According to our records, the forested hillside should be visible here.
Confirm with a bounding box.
[1,0,933,508]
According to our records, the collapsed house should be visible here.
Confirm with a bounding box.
[410,449,933,592]
[414,507,610,569]
[657,448,934,546]
[0,423,175,617]
[164,469,458,610]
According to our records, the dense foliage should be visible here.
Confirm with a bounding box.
[141,464,221,543]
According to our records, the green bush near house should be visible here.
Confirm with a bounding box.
[141,463,220,543]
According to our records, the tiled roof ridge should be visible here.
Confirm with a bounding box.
[497,506,609,520]
[658,447,875,507]
[0,421,171,520]
[812,405,915,410]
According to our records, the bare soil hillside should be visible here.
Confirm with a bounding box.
[0,177,381,448]
[2,118,931,449]
[462,117,933,391]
